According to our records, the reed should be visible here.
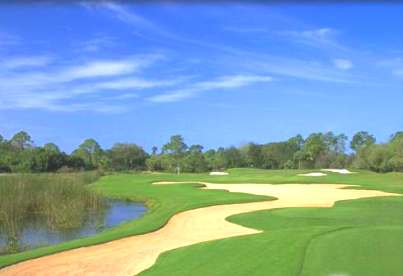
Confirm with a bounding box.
[0,172,104,254]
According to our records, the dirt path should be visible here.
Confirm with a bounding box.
[0,183,399,276]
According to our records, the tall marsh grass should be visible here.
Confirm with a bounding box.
[0,172,104,254]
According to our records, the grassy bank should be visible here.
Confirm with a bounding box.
[0,169,402,274]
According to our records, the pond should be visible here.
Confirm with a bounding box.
[0,200,146,254]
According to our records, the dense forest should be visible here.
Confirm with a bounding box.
[0,131,402,174]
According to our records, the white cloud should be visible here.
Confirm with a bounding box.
[2,54,162,85]
[95,2,160,34]
[277,28,347,52]
[91,2,188,44]
[0,54,176,112]
[68,77,182,96]
[93,78,172,90]
[148,89,194,103]
[195,75,273,90]
[148,74,273,103]
[247,56,359,84]
[61,60,140,81]
[1,56,53,70]
[333,59,353,70]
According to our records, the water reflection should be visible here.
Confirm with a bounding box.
[0,200,146,254]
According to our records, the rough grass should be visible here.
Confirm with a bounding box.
[0,172,103,254]
[0,168,402,275]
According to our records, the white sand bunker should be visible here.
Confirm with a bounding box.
[298,172,327,177]
[322,169,356,174]
[209,171,229,176]
[2,182,399,276]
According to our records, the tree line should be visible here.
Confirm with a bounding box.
[0,131,402,174]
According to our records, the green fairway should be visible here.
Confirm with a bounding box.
[140,196,403,276]
[1,169,402,275]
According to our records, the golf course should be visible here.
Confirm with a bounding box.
[1,1,402,275]
[1,168,402,275]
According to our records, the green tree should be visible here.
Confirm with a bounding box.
[0,134,10,172]
[287,134,304,150]
[151,146,158,155]
[43,143,65,172]
[351,131,375,152]
[183,145,208,172]
[222,147,244,168]
[261,139,303,169]
[10,131,33,150]
[245,143,263,168]
[302,133,327,168]
[73,139,103,169]
[162,135,188,174]
[366,144,393,172]
[66,155,86,171]
[108,143,147,171]
[293,150,313,169]
[146,155,163,171]
[304,133,326,157]
[388,132,403,171]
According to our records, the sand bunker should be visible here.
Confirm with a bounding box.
[298,172,327,177]
[322,169,355,174]
[209,172,229,176]
[1,182,398,276]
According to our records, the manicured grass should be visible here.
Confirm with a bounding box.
[140,171,403,276]
[301,226,403,276]
[1,168,402,275]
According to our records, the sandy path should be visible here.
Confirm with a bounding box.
[0,182,399,276]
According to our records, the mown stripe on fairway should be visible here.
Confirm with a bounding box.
[296,226,354,276]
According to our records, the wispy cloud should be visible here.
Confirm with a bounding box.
[100,2,155,28]
[61,59,141,81]
[147,89,194,103]
[276,28,348,52]
[91,2,214,49]
[90,2,171,39]
[77,34,116,52]
[148,75,273,103]
[0,54,177,112]
[195,75,273,90]
[333,59,353,70]
[1,56,53,70]
[91,5,362,85]
[241,54,360,84]
[66,77,183,97]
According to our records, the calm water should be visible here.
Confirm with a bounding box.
[0,200,146,253]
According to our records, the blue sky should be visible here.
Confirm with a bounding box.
[0,2,402,152]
